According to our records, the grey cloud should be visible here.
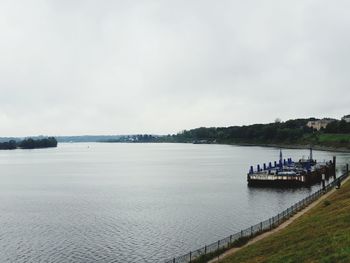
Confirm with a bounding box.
[0,0,349,136]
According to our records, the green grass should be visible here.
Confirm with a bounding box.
[318,133,350,143]
[298,133,350,149]
[221,178,350,263]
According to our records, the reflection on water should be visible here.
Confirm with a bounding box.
[0,143,348,262]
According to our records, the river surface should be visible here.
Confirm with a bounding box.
[0,143,349,262]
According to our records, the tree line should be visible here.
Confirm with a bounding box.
[324,120,350,133]
[171,119,315,144]
[0,137,58,150]
[167,118,350,146]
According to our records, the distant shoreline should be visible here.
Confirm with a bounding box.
[78,140,350,153]
[219,142,350,153]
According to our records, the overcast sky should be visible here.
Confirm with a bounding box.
[1,1,349,136]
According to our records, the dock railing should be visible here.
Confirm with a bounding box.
[165,164,349,263]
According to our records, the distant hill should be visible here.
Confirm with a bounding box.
[56,135,123,143]
[56,135,163,143]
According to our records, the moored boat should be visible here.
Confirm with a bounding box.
[247,148,335,187]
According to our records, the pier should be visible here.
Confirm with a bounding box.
[247,149,336,187]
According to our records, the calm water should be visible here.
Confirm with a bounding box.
[0,143,349,262]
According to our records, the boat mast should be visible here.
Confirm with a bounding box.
[309,147,313,161]
[279,149,283,171]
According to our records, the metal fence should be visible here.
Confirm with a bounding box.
[165,165,349,263]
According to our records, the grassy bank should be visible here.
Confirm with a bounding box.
[318,133,350,143]
[220,178,350,263]
[221,133,350,152]
[297,133,350,150]
[202,133,350,152]
[221,141,350,153]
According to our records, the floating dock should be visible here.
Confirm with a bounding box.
[247,149,336,187]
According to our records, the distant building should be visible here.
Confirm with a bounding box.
[341,114,350,123]
[306,118,336,131]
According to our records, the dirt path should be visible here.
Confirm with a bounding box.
[208,175,350,263]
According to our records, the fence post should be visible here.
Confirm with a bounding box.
[269,218,271,229]
[204,245,207,255]
[173,257,175,263]
[250,226,253,237]
[218,240,220,249]
[230,235,232,243]
[241,229,243,238]
[260,222,263,231]
[189,251,192,263]
[322,173,326,191]
[337,178,341,189]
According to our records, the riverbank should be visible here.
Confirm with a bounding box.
[97,139,350,152]
[150,140,350,153]
[221,142,350,153]
[213,174,350,263]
